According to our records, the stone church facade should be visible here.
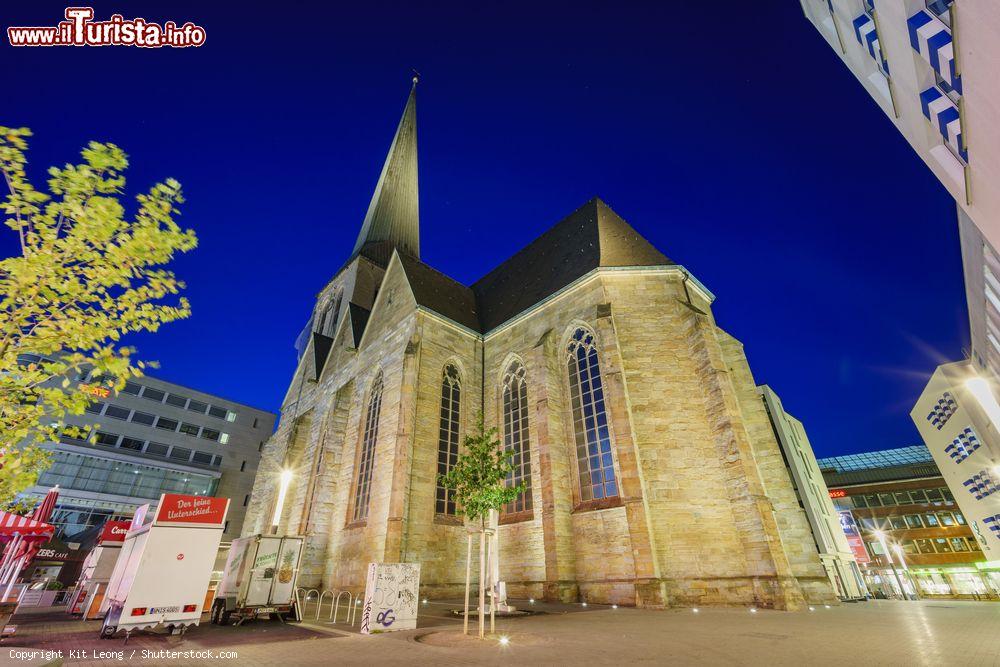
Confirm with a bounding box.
[243,81,837,609]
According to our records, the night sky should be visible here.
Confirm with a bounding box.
[3,1,967,458]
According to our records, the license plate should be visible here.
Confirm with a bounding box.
[257,607,276,614]
[150,606,180,614]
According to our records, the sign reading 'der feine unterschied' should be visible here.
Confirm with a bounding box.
[154,494,229,528]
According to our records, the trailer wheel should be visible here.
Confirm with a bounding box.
[210,600,224,625]
[220,608,232,626]
[100,624,117,639]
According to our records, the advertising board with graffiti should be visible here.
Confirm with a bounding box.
[359,562,420,634]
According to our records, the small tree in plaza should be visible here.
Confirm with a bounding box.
[0,127,197,508]
[439,413,524,638]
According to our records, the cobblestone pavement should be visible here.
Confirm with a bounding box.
[3,599,1000,666]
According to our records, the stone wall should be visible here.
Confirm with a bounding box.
[246,260,836,608]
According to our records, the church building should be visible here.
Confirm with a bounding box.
[243,81,836,609]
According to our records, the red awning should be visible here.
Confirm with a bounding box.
[0,511,53,542]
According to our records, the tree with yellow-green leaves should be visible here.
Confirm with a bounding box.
[0,127,197,508]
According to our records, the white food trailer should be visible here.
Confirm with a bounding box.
[211,534,303,625]
[67,520,131,619]
[100,494,229,639]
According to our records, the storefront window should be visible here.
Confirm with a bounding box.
[890,516,907,530]
[905,515,924,528]
[950,538,969,552]
[893,492,910,505]
[955,512,966,525]
[950,573,987,595]
[878,493,896,506]
[916,539,936,554]
[926,489,944,503]
[909,490,927,503]
[924,514,939,527]
[915,573,951,596]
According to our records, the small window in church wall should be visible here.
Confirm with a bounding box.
[566,327,618,502]
[502,361,532,514]
[436,365,462,515]
[326,291,343,336]
[352,371,384,522]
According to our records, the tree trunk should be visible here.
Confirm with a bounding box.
[463,531,472,635]
[478,528,486,639]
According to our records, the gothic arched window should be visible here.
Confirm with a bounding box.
[566,327,618,502]
[435,364,462,515]
[352,371,383,522]
[316,291,343,338]
[502,361,532,514]
[326,291,343,336]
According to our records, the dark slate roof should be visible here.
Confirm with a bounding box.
[471,197,672,331]
[311,332,334,380]
[397,254,481,331]
[368,197,671,334]
[348,302,371,347]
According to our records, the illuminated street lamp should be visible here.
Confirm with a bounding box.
[874,530,908,601]
[271,469,294,534]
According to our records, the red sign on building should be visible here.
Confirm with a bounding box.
[99,520,132,544]
[154,494,229,528]
[829,489,847,498]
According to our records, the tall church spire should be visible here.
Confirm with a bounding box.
[352,77,420,261]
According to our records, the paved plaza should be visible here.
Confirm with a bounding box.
[3,599,1000,666]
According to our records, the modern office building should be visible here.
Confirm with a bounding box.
[912,360,1000,560]
[18,354,276,550]
[820,445,999,599]
[800,0,1000,384]
[759,386,868,600]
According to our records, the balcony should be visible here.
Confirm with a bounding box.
[852,13,889,76]
[919,86,967,163]
[908,10,962,94]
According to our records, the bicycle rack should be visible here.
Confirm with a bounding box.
[331,591,353,624]
[316,590,334,621]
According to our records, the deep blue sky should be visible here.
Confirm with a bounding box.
[3,1,966,457]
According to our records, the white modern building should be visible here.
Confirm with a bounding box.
[800,0,1000,384]
[911,360,1000,558]
[759,386,869,600]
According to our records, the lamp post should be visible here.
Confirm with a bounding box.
[271,469,294,535]
[893,543,920,600]
[875,530,907,601]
